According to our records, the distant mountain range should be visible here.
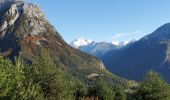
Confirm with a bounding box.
[70,37,135,58]
[70,37,134,48]
[70,23,170,83]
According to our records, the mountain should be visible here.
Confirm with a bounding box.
[0,0,124,84]
[70,37,93,48]
[70,37,135,58]
[102,23,170,82]
[79,42,117,58]
[70,37,117,58]
[70,37,134,48]
[112,40,130,46]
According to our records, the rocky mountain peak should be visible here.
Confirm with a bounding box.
[0,0,43,16]
[0,0,54,38]
[70,37,94,48]
[0,0,43,17]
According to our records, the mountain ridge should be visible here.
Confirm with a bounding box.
[70,37,134,48]
[70,37,135,58]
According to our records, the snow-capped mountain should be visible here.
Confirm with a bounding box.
[70,37,94,48]
[70,37,134,48]
[70,37,135,58]
[112,40,136,46]
[112,41,130,46]
[79,42,117,58]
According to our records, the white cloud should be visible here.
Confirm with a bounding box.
[108,31,147,41]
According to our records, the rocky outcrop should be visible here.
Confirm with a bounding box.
[0,0,56,38]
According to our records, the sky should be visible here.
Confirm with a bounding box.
[27,0,170,43]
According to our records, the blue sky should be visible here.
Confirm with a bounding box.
[27,0,170,43]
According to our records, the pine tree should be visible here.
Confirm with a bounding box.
[114,85,126,100]
[0,56,43,99]
[89,78,115,100]
[28,49,75,99]
[74,80,88,99]
[134,71,170,100]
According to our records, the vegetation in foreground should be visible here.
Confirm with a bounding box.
[0,49,170,100]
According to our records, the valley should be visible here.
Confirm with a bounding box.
[0,0,170,100]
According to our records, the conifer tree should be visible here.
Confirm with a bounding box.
[29,49,75,99]
[134,71,170,100]
[0,56,43,99]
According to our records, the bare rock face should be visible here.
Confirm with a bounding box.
[0,3,19,36]
[0,0,56,38]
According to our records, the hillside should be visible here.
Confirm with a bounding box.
[102,23,170,82]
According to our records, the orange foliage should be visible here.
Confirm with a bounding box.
[85,96,99,100]
[0,48,13,57]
